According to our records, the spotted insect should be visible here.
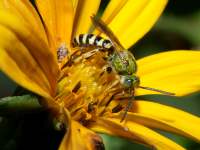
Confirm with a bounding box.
[57,43,69,63]
[72,15,175,122]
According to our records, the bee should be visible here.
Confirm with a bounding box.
[71,15,175,122]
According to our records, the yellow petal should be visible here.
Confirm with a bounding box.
[127,100,200,142]
[0,24,51,99]
[2,0,48,44]
[1,0,57,62]
[100,0,128,23]
[59,109,104,150]
[73,0,101,36]
[136,50,200,96]
[35,0,74,50]
[0,11,59,95]
[89,118,185,150]
[100,0,168,49]
[72,0,78,10]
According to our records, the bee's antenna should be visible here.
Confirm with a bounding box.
[138,86,175,96]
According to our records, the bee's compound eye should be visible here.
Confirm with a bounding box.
[120,75,139,89]
[123,78,133,88]
[126,79,133,85]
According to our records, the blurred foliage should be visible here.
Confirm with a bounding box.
[0,95,42,116]
[0,0,200,149]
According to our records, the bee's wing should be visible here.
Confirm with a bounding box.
[91,15,125,52]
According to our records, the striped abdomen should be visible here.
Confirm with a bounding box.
[73,34,112,49]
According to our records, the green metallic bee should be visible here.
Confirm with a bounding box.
[71,15,175,122]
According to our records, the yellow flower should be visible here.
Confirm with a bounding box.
[0,0,200,149]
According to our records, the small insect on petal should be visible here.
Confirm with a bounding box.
[57,43,68,63]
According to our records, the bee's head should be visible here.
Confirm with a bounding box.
[120,74,175,96]
[120,74,140,89]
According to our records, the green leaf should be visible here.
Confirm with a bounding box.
[0,95,43,116]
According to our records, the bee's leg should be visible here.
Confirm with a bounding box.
[76,47,109,63]
[106,90,132,114]
[75,48,99,62]
[79,46,88,53]
[63,46,109,68]
[63,47,101,68]
[120,96,134,122]
[72,48,101,66]
[109,91,130,108]
[62,50,81,68]
[120,89,135,122]
[112,103,124,113]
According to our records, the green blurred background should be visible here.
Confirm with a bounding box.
[0,0,200,149]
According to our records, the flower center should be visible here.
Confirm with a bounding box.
[56,48,125,124]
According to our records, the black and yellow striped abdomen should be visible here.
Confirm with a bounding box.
[73,34,112,49]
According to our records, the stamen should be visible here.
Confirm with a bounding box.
[88,101,98,113]
[72,81,81,93]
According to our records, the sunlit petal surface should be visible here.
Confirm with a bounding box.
[0,11,59,94]
[100,0,168,49]
[0,26,51,99]
[59,109,104,150]
[137,50,200,96]
[100,0,128,23]
[3,0,48,43]
[89,118,185,150]
[123,101,200,142]
[73,0,101,36]
[0,10,57,97]
[35,0,74,51]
